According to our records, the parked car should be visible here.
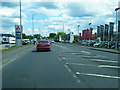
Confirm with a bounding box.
[22,39,30,45]
[65,40,70,43]
[93,42,101,47]
[61,40,65,43]
[107,41,115,48]
[87,41,96,46]
[111,42,120,49]
[50,40,55,44]
[99,41,108,48]
[36,40,51,51]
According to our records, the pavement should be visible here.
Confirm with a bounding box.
[87,46,120,54]
[74,43,120,54]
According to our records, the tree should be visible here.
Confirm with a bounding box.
[54,32,67,41]
[49,33,56,39]
[22,33,27,39]
[26,35,33,40]
[34,34,41,40]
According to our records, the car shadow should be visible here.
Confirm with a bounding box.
[32,50,51,52]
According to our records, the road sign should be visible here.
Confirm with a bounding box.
[15,25,22,46]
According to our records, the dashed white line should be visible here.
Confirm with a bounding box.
[81,51,91,55]
[58,57,62,61]
[90,59,118,63]
[64,65,72,72]
[98,65,120,69]
[67,62,119,69]
[75,72,120,79]
[64,65,81,83]
[68,63,97,67]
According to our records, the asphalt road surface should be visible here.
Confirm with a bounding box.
[2,42,120,88]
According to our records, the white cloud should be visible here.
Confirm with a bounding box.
[1,0,119,36]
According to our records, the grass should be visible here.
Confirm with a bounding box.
[0,43,34,52]
[0,45,21,52]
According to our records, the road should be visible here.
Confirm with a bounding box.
[2,42,120,88]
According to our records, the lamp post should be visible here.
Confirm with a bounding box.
[89,23,92,41]
[68,29,70,40]
[32,13,36,44]
[115,7,120,49]
[78,25,80,42]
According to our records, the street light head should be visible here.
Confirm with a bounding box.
[115,7,120,11]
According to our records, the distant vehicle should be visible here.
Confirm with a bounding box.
[51,40,55,44]
[65,40,70,43]
[36,40,51,51]
[61,40,65,43]
[1,36,9,44]
[9,37,15,44]
[22,39,30,45]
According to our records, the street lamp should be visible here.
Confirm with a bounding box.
[115,7,120,49]
[89,23,92,41]
[32,13,36,44]
[68,29,70,40]
[78,25,80,41]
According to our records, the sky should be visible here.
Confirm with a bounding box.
[1,0,120,37]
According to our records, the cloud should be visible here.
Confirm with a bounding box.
[2,2,18,8]
[35,2,58,9]
[1,1,119,36]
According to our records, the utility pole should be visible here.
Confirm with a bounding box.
[78,25,80,42]
[115,7,120,49]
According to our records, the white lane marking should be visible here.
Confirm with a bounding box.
[68,63,97,67]
[61,57,67,60]
[67,63,120,69]
[58,57,62,61]
[75,72,120,79]
[81,51,91,55]
[98,65,120,69]
[64,65,72,72]
[90,59,118,63]
[64,65,81,83]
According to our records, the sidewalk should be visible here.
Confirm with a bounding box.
[86,46,120,54]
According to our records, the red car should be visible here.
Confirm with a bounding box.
[36,40,51,51]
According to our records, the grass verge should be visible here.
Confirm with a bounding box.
[0,43,33,52]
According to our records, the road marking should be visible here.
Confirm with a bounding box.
[90,59,118,63]
[61,57,67,60]
[98,65,120,69]
[67,62,120,69]
[64,65,72,73]
[58,57,62,61]
[81,51,91,55]
[68,63,97,67]
[64,65,81,83]
[75,72,120,79]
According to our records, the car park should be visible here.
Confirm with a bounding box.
[36,40,51,51]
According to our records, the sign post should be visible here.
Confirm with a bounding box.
[15,25,22,46]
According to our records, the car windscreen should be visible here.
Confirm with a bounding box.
[38,41,49,43]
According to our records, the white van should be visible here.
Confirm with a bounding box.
[9,37,16,44]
